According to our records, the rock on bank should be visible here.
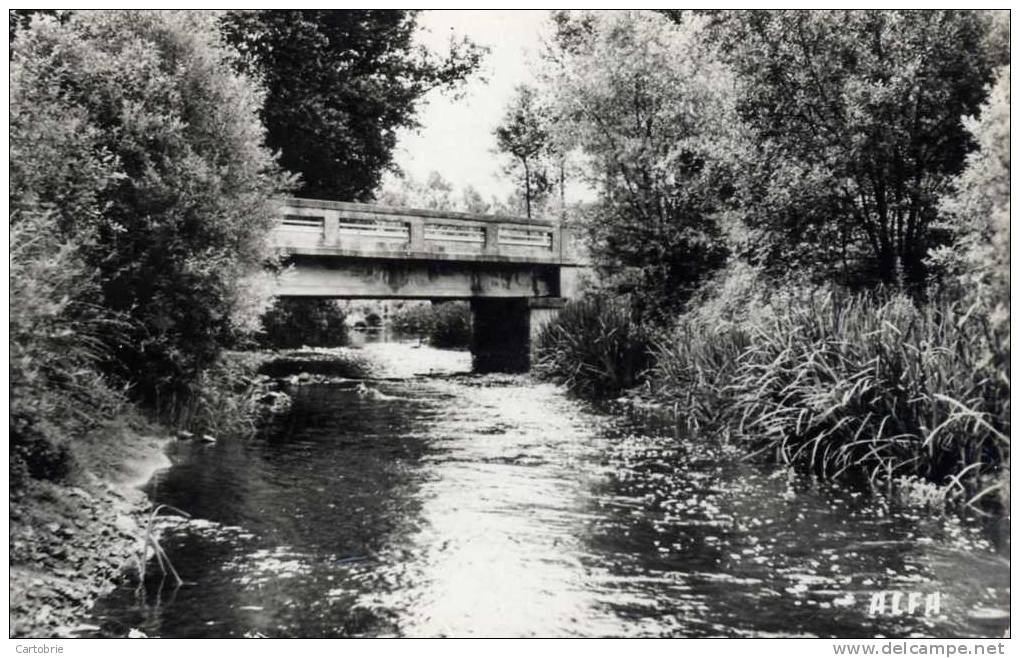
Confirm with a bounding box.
[9,416,171,638]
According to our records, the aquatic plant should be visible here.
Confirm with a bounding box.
[533,294,654,399]
[653,290,1010,510]
[138,504,191,588]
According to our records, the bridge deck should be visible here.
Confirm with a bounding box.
[270,197,582,265]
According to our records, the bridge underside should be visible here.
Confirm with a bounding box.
[275,255,562,300]
[273,255,572,372]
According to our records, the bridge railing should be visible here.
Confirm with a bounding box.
[271,197,583,265]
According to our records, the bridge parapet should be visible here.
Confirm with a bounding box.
[271,197,584,265]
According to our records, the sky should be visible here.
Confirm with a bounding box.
[390,10,553,201]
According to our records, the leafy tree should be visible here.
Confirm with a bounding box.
[538,11,733,320]
[930,65,1010,307]
[11,11,289,418]
[460,185,492,214]
[494,85,554,218]
[220,10,485,201]
[376,170,455,209]
[706,10,1000,288]
[390,301,471,348]
[8,9,65,43]
[376,171,512,215]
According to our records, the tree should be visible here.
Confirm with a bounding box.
[930,65,1010,304]
[538,11,733,319]
[8,9,66,43]
[494,85,554,218]
[376,170,456,210]
[220,10,485,201]
[706,10,1000,288]
[11,11,289,417]
[460,185,492,215]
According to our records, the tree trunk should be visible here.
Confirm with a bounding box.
[524,160,532,219]
[559,160,565,218]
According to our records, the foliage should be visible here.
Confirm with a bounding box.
[9,211,128,485]
[707,10,1000,288]
[221,10,485,201]
[391,301,472,348]
[376,171,458,210]
[10,11,288,430]
[539,11,732,322]
[164,353,277,438]
[258,298,349,349]
[375,170,534,217]
[930,65,1010,310]
[8,9,67,43]
[533,295,654,399]
[653,289,1009,508]
[494,85,555,218]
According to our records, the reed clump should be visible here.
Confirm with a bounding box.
[535,278,1009,510]
[533,294,654,399]
[653,290,1009,509]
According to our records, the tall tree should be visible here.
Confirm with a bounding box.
[220,10,485,201]
[706,10,999,288]
[494,85,553,218]
[538,11,733,319]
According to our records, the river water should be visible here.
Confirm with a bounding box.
[87,342,1009,638]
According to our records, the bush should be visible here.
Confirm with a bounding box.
[10,11,289,427]
[257,298,349,349]
[653,289,1010,508]
[391,301,472,348]
[428,302,472,348]
[162,353,268,438]
[533,295,654,398]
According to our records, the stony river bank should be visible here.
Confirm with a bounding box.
[9,420,171,637]
[8,344,450,637]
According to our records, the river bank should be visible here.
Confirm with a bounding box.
[8,344,463,638]
[10,412,172,638]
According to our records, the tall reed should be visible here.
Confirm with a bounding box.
[533,295,654,399]
[653,290,1010,508]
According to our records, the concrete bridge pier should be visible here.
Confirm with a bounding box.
[470,298,567,373]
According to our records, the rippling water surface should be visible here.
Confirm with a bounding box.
[88,344,1009,638]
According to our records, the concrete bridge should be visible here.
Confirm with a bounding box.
[269,197,587,372]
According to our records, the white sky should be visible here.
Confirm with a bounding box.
[391,10,553,200]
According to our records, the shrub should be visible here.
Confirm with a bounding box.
[428,302,472,348]
[161,354,267,438]
[533,295,654,399]
[9,210,127,485]
[10,11,290,427]
[257,298,349,349]
[391,301,472,348]
[390,303,432,336]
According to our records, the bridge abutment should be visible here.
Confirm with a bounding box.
[471,298,566,373]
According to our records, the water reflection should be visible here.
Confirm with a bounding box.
[87,346,1009,638]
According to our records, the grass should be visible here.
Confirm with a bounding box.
[138,504,190,587]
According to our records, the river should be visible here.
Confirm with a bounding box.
[86,341,1010,638]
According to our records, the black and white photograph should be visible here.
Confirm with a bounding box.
[7,5,1012,646]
